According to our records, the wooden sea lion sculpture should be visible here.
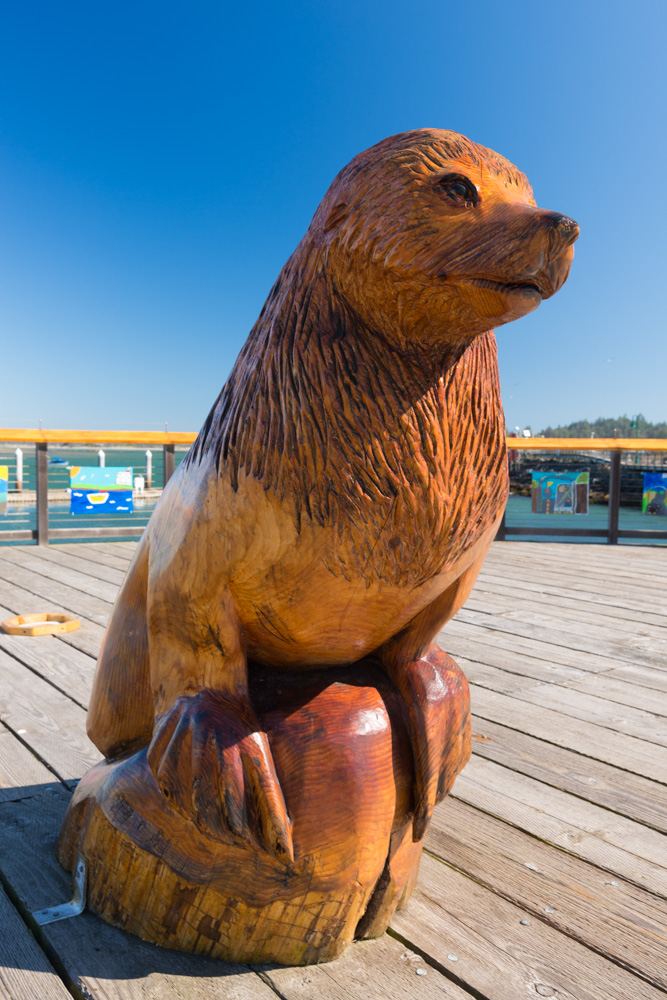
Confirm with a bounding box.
[58,129,578,964]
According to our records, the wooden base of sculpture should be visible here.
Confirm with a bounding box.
[58,656,470,965]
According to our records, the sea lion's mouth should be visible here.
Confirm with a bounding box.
[455,276,545,298]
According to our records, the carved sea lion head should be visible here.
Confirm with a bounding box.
[310,128,579,349]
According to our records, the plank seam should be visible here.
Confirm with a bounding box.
[468,746,667,835]
[0,861,85,1000]
[0,561,114,610]
[0,579,107,631]
[0,644,89,711]
[469,709,667,788]
[0,719,75,791]
[421,845,667,994]
[458,617,663,670]
[476,577,667,625]
[468,680,667,751]
[386,927,491,1000]
[15,551,125,587]
[444,626,632,671]
[256,970,300,1000]
[449,785,667,901]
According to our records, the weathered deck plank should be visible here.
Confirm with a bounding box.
[10,545,127,586]
[0,729,57,803]
[464,661,667,743]
[56,541,135,572]
[476,569,667,628]
[452,758,667,895]
[391,854,665,1000]
[463,654,667,720]
[468,686,666,781]
[0,649,99,784]
[0,559,112,627]
[473,572,667,628]
[0,539,664,1000]
[0,601,95,706]
[467,718,667,831]
[426,798,667,989]
[0,884,71,1000]
[0,548,121,604]
[0,578,105,659]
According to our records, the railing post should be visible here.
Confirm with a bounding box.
[15,447,23,491]
[36,442,49,546]
[163,444,175,486]
[607,450,621,545]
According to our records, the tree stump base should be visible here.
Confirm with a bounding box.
[58,659,469,965]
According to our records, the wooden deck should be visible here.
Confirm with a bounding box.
[0,540,664,999]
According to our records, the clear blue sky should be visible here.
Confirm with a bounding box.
[2,0,665,433]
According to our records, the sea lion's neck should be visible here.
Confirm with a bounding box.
[189,250,508,584]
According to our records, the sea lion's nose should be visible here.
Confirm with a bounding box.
[554,214,580,246]
[541,212,579,262]
[546,213,579,253]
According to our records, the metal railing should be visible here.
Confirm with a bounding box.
[1,431,666,545]
[0,429,196,544]
[497,437,667,544]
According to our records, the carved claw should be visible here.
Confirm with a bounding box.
[147,690,293,862]
[385,646,471,842]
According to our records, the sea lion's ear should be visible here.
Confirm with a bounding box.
[323,201,349,233]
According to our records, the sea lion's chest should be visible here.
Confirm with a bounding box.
[227,381,507,666]
[318,339,509,590]
[235,482,503,668]
[172,332,508,664]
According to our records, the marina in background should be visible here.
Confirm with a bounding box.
[1,431,666,546]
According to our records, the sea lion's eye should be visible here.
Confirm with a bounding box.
[437,173,479,208]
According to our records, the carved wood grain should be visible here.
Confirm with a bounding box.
[59,128,578,963]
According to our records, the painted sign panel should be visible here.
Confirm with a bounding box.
[642,472,667,516]
[531,470,589,515]
[70,466,133,515]
[0,466,7,515]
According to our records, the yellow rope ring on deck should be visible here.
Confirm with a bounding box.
[1,613,80,636]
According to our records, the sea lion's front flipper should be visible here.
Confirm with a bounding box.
[87,536,153,758]
[382,648,470,840]
[147,689,293,861]
[146,586,293,862]
[379,540,494,840]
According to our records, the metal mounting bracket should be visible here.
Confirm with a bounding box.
[32,854,87,925]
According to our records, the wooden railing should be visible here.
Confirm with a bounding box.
[505,437,667,452]
[1,431,666,546]
[0,429,197,445]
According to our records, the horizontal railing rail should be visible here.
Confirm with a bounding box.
[1,431,665,546]
[505,436,667,451]
[0,429,197,445]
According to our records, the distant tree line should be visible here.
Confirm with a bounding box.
[537,414,667,438]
